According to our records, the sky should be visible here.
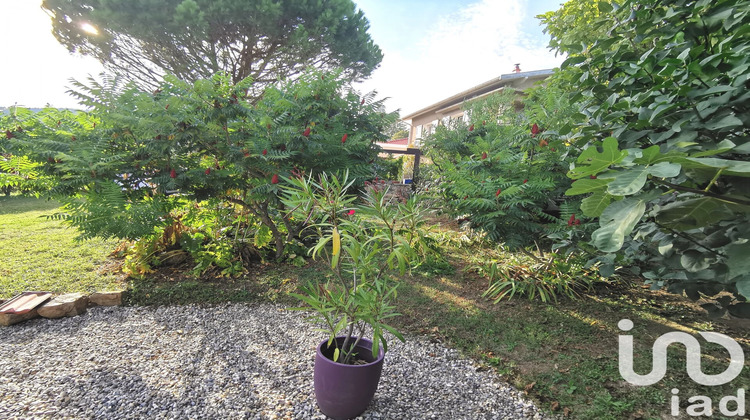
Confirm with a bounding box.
[0,0,565,115]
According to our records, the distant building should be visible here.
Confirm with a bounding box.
[401,68,554,147]
[378,137,409,152]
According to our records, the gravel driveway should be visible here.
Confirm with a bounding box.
[0,303,548,419]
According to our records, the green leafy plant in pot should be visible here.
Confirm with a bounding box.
[283,172,432,419]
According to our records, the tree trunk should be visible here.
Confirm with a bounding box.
[225,196,286,260]
[256,202,285,260]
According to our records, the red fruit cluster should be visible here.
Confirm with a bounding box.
[469,124,474,132]
[262,149,268,156]
[590,175,597,179]
[341,133,348,143]
[205,168,211,175]
[496,188,502,197]
[303,127,311,137]
[567,213,581,226]
[531,123,540,137]
[481,152,488,160]
[523,179,528,184]
[170,169,177,179]
[5,130,13,139]
[271,174,279,184]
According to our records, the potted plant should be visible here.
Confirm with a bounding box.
[283,172,431,419]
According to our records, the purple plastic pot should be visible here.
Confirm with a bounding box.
[314,336,384,420]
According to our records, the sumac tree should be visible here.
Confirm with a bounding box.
[423,88,583,252]
[8,72,395,260]
[0,108,59,196]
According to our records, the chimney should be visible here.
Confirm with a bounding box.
[513,63,521,73]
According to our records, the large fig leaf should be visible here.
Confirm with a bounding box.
[682,157,750,177]
[565,177,611,196]
[726,242,750,283]
[591,197,647,252]
[656,197,735,231]
[581,191,613,217]
[568,137,628,179]
[728,302,750,318]
[736,276,750,301]
[606,162,681,196]
[632,145,685,165]
[647,161,681,178]
[607,167,648,195]
[680,249,712,272]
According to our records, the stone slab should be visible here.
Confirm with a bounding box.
[88,291,122,307]
[38,293,89,319]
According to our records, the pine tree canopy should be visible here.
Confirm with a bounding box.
[42,0,383,97]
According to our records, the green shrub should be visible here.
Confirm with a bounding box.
[0,108,58,196]
[284,172,434,362]
[6,71,397,268]
[423,88,582,250]
[545,0,750,316]
[478,253,604,303]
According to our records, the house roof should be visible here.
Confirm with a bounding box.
[376,137,409,152]
[401,69,555,121]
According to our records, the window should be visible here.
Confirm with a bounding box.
[450,113,466,128]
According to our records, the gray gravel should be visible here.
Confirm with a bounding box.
[0,303,549,419]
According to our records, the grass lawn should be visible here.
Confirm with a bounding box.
[1,195,748,419]
[397,251,750,419]
[0,195,125,298]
